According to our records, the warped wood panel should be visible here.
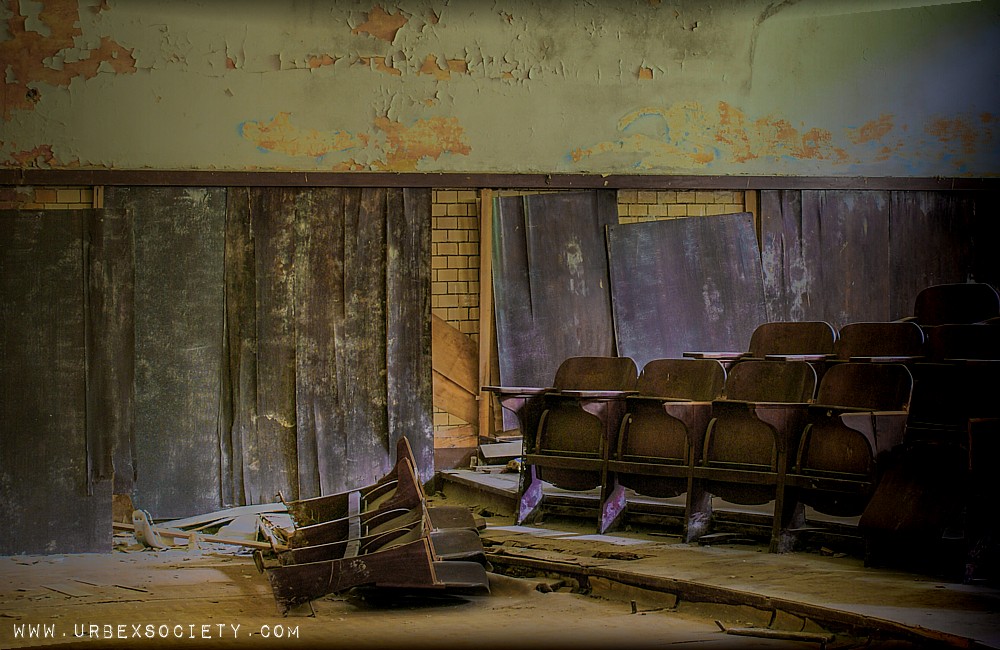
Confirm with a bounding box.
[492,191,618,389]
[760,190,891,327]
[607,212,766,370]
[0,210,111,554]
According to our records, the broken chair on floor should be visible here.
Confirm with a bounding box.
[256,438,490,614]
[603,358,727,537]
[689,360,818,552]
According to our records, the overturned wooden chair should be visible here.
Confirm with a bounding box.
[689,360,818,552]
[486,356,637,530]
[603,358,727,537]
[786,362,913,548]
[257,519,490,614]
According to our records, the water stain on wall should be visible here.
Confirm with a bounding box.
[571,101,997,173]
[240,112,470,171]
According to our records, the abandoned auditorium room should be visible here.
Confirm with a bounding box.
[2,1,1000,649]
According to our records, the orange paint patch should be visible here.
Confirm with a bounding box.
[357,56,400,76]
[849,114,895,145]
[373,116,471,170]
[307,54,338,69]
[352,5,408,43]
[9,144,57,167]
[241,112,366,158]
[0,1,136,119]
[417,55,468,80]
[638,67,654,80]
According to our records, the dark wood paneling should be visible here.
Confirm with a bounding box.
[888,191,977,320]
[107,187,227,519]
[292,188,346,499]
[0,210,111,554]
[607,212,766,369]
[86,208,135,493]
[760,190,891,327]
[387,188,433,483]
[493,191,618,390]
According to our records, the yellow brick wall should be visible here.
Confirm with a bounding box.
[431,189,482,431]
[617,189,747,222]
[0,186,97,210]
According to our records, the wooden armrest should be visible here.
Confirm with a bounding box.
[764,354,833,362]
[848,355,923,363]
[481,385,552,397]
[626,395,693,404]
[556,389,637,400]
[683,351,747,360]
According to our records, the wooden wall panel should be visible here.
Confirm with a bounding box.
[0,210,111,554]
[387,188,434,483]
[492,191,618,389]
[607,212,766,369]
[760,190,891,327]
[108,187,228,519]
[888,191,977,320]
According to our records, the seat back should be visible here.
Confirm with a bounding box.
[814,362,913,411]
[553,356,637,391]
[913,282,1000,326]
[747,321,836,358]
[635,358,726,401]
[722,360,817,403]
[835,321,925,360]
[925,323,1000,362]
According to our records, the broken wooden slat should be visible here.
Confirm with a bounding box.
[432,314,478,395]
[113,522,284,552]
[433,369,479,425]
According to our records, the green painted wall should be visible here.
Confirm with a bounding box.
[1,0,997,176]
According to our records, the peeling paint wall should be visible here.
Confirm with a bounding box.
[1,0,997,176]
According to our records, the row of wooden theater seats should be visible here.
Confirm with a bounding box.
[485,321,1000,555]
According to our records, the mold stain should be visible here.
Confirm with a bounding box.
[239,113,367,158]
[0,0,136,120]
[352,4,408,44]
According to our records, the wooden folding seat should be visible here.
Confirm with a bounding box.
[787,363,913,529]
[685,321,837,370]
[689,360,818,551]
[603,358,726,537]
[834,321,925,363]
[485,356,637,530]
[908,282,1000,327]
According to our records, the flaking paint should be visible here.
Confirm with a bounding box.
[0,0,997,176]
